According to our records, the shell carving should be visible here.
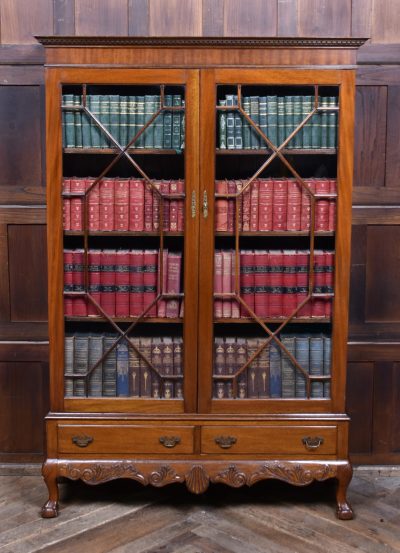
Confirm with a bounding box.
[185,465,210,494]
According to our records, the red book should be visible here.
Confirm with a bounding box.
[129,178,144,231]
[144,180,153,231]
[152,180,161,231]
[63,249,73,316]
[242,182,251,231]
[258,179,273,231]
[88,249,101,316]
[221,250,232,318]
[254,250,269,318]
[227,180,236,233]
[72,249,87,316]
[325,250,335,318]
[161,180,170,231]
[329,179,337,231]
[296,249,311,317]
[269,250,284,317]
[143,249,158,317]
[215,180,228,232]
[300,179,315,231]
[169,180,179,232]
[166,252,182,318]
[286,179,302,231]
[230,250,240,318]
[114,179,129,231]
[312,250,326,317]
[315,179,330,231]
[70,178,86,231]
[99,178,115,231]
[157,249,168,317]
[115,249,130,317]
[236,180,244,231]
[129,250,144,317]
[272,179,288,231]
[100,249,116,317]
[87,178,100,232]
[62,179,71,231]
[214,250,223,318]
[282,250,298,316]
[176,179,185,232]
[250,179,259,231]
[240,250,254,317]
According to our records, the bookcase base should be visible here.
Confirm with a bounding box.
[41,458,353,520]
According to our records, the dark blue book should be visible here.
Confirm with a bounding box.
[116,340,129,397]
[310,335,324,397]
[295,335,309,398]
[269,341,282,398]
[323,335,332,398]
[281,334,296,398]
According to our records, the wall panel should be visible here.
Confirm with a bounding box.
[75,0,129,36]
[0,0,53,44]
[149,0,202,36]
[224,0,277,37]
[297,0,351,37]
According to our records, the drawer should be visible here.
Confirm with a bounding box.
[201,425,337,455]
[58,425,195,454]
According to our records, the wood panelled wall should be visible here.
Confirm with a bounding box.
[0,0,399,464]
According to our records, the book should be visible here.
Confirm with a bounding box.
[143,95,155,148]
[323,336,332,398]
[99,95,110,147]
[282,250,297,317]
[258,96,268,149]
[63,249,74,316]
[129,178,145,231]
[249,96,260,149]
[115,249,130,317]
[116,340,129,396]
[88,335,103,396]
[226,95,235,150]
[99,179,115,231]
[143,249,158,316]
[214,250,223,318]
[87,178,100,231]
[64,335,74,397]
[88,249,101,316]
[240,250,254,317]
[163,95,173,149]
[295,335,309,398]
[88,95,102,148]
[114,179,129,231]
[242,96,251,149]
[70,178,86,231]
[139,338,152,397]
[73,333,88,397]
[109,94,120,145]
[310,335,324,397]
[72,249,87,316]
[63,94,75,148]
[281,335,296,398]
[269,340,282,398]
[73,94,82,147]
[102,335,117,397]
[254,250,269,318]
[128,341,141,397]
[62,178,71,230]
[172,95,182,150]
[100,249,116,317]
[269,250,284,317]
[129,250,144,317]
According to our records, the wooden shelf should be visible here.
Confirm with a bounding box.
[214,317,331,324]
[64,231,184,237]
[63,148,183,155]
[65,317,183,323]
[216,148,336,155]
[215,231,335,237]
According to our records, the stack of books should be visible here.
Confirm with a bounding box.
[65,334,183,398]
[214,333,331,399]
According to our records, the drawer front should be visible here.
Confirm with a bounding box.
[201,425,337,455]
[58,425,195,454]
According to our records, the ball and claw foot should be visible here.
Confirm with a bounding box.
[335,462,353,520]
[41,499,59,518]
[336,501,353,520]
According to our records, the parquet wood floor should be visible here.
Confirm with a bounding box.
[0,467,399,552]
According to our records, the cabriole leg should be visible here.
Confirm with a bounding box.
[335,462,353,520]
[41,461,59,518]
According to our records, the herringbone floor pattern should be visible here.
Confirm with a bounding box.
[0,467,399,552]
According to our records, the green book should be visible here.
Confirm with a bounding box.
[327,96,338,148]
[259,96,267,149]
[302,95,313,149]
[81,106,91,148]
[73,95,82,147]
[249,95,260,149]
[126,95,136,147]
[320,96,329,148]
[63,93,75,148]
[266,95,277,147]
[292,95,302,149]
[310,335,324,398]
[242,96,251,149]
[294,335,309,398]
[284,96,294,148]
[154,95,163,149]
[135,95,145,148]
[88,95,101,148]
[143,94,155,149]
[109,94,120,145]
[180,99,185,149]
[234,96,243,149]
[99,95,110,148]
[163,95,173,149]
[311,96,321,149]
[225,94,235,150]
[61,94,66,147]
[172,95,182,150]
[277,96,285,147]
[218,99,227,149]
[119,96,128,148]
[281,335,296,398]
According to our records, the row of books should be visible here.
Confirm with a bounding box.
[215,178,336,232]
[65,334,183,398]
[214,334,331,399]
[63,178,185,232]
[215,250,334,319]
[64,249,183,318]
[62,94,185,149]
[218,95,338,150]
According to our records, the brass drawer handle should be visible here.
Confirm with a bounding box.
[215,435,237,449]
[302,436,324,451]
[159,436,181,448]
[72,434,93,448]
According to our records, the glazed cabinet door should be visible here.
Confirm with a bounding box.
[46,68,200,414]
[198,68,355,414]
